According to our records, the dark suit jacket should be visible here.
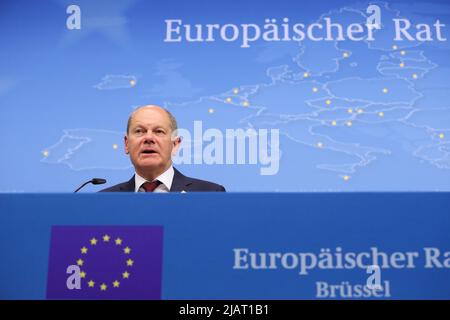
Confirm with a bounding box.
[99,168,225,192]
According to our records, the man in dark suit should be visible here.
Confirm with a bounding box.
[100,105,225,192]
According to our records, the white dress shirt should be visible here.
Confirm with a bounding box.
[134,166,175,193]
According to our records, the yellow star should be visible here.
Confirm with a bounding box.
[122,271,130,279]
[356,108,363,114]
[208,108,215,114]
[88,280,95,288]
[317,142,323,148]
[325,99,332,105]
[303,72,310,78]
[80,271,86,278]
[242,101,249,107]
[331,120,337,126]
[392,44,398,50]
[90,238,97,245]
[100,283,107,291]
[312,87,318,93]
[103,234,110,242]
[42,150,49,157]
[412,74,418,80]
[225,97,232,103]
[347,108,353,114]
[343,52,349,58]
[126,259,134,267]
[439,133,445,139]
[232,88,239,94]
[400,50,406,56]
[346,121,353,127]
[112,144,118,150]
[130,79,136,86]
[115,238,123,245]
[378,111,385,117]
[399,62,405,68]
[343,175,350,181]
[113,281,120,288]
[76,259,84,266]
[124,247,131,254]
[81,247,88,254]
[382,88,389,94]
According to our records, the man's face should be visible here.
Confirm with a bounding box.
[125,107,181,178]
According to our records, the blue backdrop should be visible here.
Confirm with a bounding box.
[1,0,450,192]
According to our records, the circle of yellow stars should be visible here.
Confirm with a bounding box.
[75,234,133,292]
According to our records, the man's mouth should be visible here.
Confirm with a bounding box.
[141,149,158,155]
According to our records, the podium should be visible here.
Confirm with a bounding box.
[0,193,449,299]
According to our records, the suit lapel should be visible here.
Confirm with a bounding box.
[170,168,192,192]
[120,176,136,192]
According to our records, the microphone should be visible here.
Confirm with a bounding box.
[74,178,107,193]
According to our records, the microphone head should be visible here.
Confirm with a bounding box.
[91,178,107,185]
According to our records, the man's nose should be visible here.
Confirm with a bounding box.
[143,131,156,143]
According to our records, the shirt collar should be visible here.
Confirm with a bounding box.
[134,166,175,192]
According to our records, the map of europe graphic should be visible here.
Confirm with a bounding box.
[1,0,449,191]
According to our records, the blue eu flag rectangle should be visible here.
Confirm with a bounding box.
[47,226,164,299]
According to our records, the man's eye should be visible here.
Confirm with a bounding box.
[135,129,143,134]
[155,129,165,135]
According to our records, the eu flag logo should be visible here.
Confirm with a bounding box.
[46,226,163,299]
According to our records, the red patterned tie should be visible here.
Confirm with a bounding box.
[141,180,161,192]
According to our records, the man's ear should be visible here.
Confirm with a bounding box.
[171,135,182,155]
[124,135,129,154]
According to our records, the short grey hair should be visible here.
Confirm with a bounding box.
[126,106,178,134]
